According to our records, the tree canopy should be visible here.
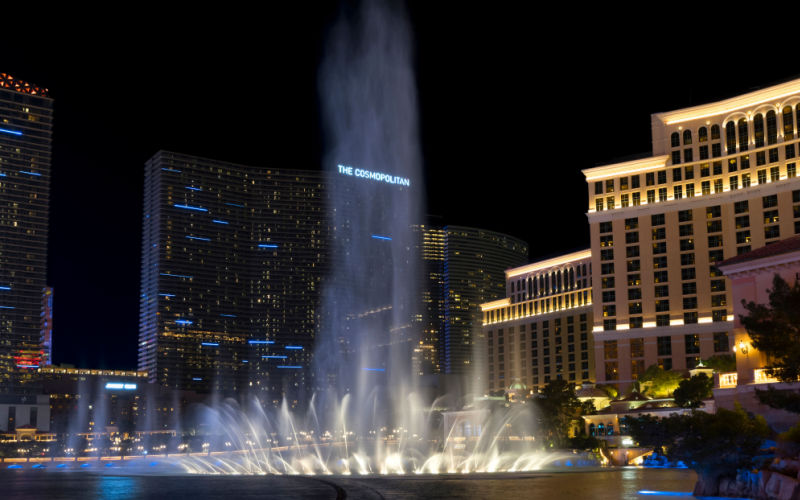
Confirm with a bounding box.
[533,380,590,448]
[740,274,800,381]
[638,364,684,398]
[673,373,713,408]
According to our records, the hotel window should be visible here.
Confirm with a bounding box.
[714,332,730,353]
[652,242,666,254]
[603,305,616,317]
[711,125,720,140]
[599,221,612,233]
[629,302,642,314]
[708,235,723,248]
[631,175,640,188]
[710,279,726,292]
[606,179,614,193]
[700,163,710,177]
[671,151,681,164]
[709,250,724,263]
[681,268,696,280]
[699,145,709,160]
[652,213,665,226]
[795,189,800,203]
[620,176,629,190]
[789,163,797,178]
[682,282,697,294]
[736,230,751,244]
[652,227,666,240]
[646,172,655,186]
[742,173,751,187]
[685,334,700,354]
[741,154,750,169]
[713,161,722,175]
[785,106,795,140]
[680,238,694,251]
[698,127,708,142]
[680,253,695,265]
[671,132,680,147]
[726,122,737,154]
[769,149,779,164]
[729,176,738,190]
[602,277,615,288]
[770,166,780,181]
[625,217,638,230]
[601,263,614,275]
[763,194,778,208]
[754,114,765,148]
[686,184,695,197]
[657,336,672,356]
[603,319,616,331]
[795,206,800,218]
[767,110,778,145]
[626,232,639,244]
[787,145,796,160]
[757,151,766,166]
[655,285,669,297]
[734,200,748,213]
[630,317,643,329]
[765,225,781,239]
[684,165,694,179]
[735,215,750,228]
[602,291,615,302]
[707,205,721,218]
[712,143,722,158]
[628,274,641,286]
[709,266,723,277]
[653,256,667,268]
[657,170,667,184]
[712,309,727,322]
[684,312,698,324]
[632,192,641,206]
[795,220,800,234]
[738,118,749,151]
[594,181,603,194]
[684,149,693,162]
[711,294,727,307]
[683,129,692,145]
[605,361,618,380]
[600,248,614,261]
[683,297,698,309]
[621,194,629,207]
[626,246,640,257]
[654,270,668,283]
[677,209,692,222]
[656,314,670,326]
[728,158,737,172]
[647,190,655,203]
[674,185,682,199]
[701,181,710,195]
[707,220,722,232]
[628,288,642,300]
[600,235,613,247]
[606,196,615,209]
[714,179,723,193]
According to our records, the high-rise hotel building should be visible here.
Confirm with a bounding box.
[139,151,326,401]
[482,250,594,394]
[584,78,800,391]
[0,74,52,392]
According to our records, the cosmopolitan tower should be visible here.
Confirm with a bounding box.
[0,73,52,393]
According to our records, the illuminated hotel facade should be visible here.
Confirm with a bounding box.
[0,74,52,392]
[482,250,594,394]
[139,151,326,401]
[584,78,800,391]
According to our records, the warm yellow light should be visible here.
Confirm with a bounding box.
[643,321,656,328]
[506,250,591,278]
[669,319,684,326]
[698,317,713,324]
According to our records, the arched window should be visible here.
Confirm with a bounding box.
[698,127,708,142]
[569,268,575,289]
[670,132,680,148]
[726,122,737,154]
[784,106,795,140]
[597,423,606,436]
[766,110,777,145]
[589,423,596,436]
[557,270,562,292]
[754,114,765,148]
[738,118,749,151]
[711,124,720,140]
[683,129,692,145]
[607,424,615,436]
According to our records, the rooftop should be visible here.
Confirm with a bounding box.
[719,234,800,268]
[0,73,49,97]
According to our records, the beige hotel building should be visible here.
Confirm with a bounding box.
[481,250,595,394]
[585,78,800,392]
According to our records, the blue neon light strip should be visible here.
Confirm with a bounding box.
[285,345,303,350]
[105,382,137,390]
[371,235,392,241]
[0,286,10,290]
[258,244,278,248]
[220,314,237,318]
[160,273,193,279]
[0,306,15,309]
[185,186,202,191]
[0,128,22,136]
[173,204,208,212]
[158,293,175,297]
[19,171,42,176]
[201,342,219,347]
[277,365,302,369]
[161,168,182,173]
[212,220,229,224]
[262,355,287,359]
[637,492,691,497]
[192,377,202,381]
[175,319,193,325]
[225,202,245,208]
[242,360,248,363]
[17,364,38,369]
[363,368,386,372]
[249,340,275,344]
[0,173,6,177]
[185,236,211,241]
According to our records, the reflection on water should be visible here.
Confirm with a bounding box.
[96,476,140,500]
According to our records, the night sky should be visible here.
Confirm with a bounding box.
[3,4,797,370]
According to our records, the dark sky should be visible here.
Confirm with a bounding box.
[3,4,797,369]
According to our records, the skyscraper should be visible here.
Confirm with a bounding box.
[139,151,326,402]
[584,77,800,392]
[0,73,53,392]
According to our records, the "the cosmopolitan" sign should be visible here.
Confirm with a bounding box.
[337,164,411,187]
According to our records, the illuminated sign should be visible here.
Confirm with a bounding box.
[105,382,137,390]
[337,164,410,187]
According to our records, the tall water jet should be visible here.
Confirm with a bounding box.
[316,0,425,447]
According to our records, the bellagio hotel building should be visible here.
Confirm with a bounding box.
[586,78,800,392]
